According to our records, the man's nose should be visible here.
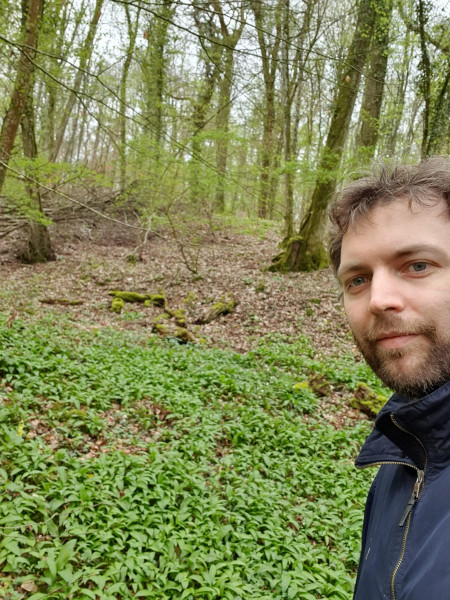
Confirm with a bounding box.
[368,270,405,314]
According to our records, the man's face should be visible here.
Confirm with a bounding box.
[338,197,450,398]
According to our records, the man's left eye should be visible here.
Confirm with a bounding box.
[409,262,428,272]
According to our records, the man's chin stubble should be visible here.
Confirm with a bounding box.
[355,337,450,399]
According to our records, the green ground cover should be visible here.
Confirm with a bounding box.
[0,314,375,599]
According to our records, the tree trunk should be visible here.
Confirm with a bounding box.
[416,0,431,159]
[251,0,282,219]
[355,0,393,160]
[50,0,104,162]
[384,26,413,156]
[0,0,43,194]
[280,0,314,240]
[426,62,450,155]
[213,0,245,213]
[120,3,141,190]
[188,3,223,205]
[270,0,377,272]
[20,71,55,261]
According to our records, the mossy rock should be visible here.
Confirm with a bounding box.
[153,322,195,344]
[198,294,236,324]
[153,312,171,325]
[308,373,331,397]
[169,309,187,327]
[350,383,387,418]
[109,290,166,306]
[109,291,149,303]
[110,297,125,313]
[148,293,166,307]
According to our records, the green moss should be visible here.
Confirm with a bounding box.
[183,291,197,305]
[153,313,171,325]
[268,236,329,273]
[171,309,186,327]
[175,326,196,343]
[108,290,166,306]
[350,382,387,418]
[110,297,125,313]
[152,322,195,344]
[203,294,235,324]
[148,293,166,307]
[308,373,331,397]
[109,291,149,303]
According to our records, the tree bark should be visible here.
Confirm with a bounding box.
[251,0,283,219]
[213,0,245,213]
[355,0,393,159]
[416,0,431,159]
[120,2,141,190]
[0,0,43,194]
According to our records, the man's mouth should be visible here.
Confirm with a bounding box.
[376,332,419,349]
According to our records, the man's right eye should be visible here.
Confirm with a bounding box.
[348,276,367,289]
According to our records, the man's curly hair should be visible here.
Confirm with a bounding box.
[328,156,450,275]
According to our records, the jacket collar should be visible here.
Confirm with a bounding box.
[356,381,450,470]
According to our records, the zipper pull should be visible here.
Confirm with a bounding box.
[399,470,424,527]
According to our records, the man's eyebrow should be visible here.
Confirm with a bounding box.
[337,243,447,281]
[392,243,446,259]
[336,262,366,281]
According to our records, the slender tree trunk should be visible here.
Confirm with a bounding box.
[0,0,43,194]
[143,0,174,147]
[212,0,245,213]
[426,61,450,155]
[215,48,234,212]
[384,27,413,156]
[120,3,141,190]
[189,4,223,205]
[280,0,314,239]
[416,0,431,158]
[252,0,282,219]
[50,0,104,162]
[355,0,393,159]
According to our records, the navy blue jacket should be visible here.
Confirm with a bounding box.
[353,381,450,600]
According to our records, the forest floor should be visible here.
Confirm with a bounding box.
[0,216,367,428]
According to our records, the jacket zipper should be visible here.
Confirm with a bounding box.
[398,470,424,527]
[389,415,427,600]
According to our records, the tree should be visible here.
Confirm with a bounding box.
[355,0,393,159]
[279,0,316,239]
[270,0,378,272]
[119,2,141,190]
[0,0,44,193]
[212,0,245,212]
[49,0,104,162]
[188,1,224,205]
[251,0,282,219]
[20,86,56,262]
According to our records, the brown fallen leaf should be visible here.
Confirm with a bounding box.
[21,581,38,593]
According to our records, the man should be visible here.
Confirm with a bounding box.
[328,156,450,600]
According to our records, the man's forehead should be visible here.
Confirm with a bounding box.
[338,198,450,279]
[347,195,450,229]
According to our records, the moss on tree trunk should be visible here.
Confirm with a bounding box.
[21,222,56,264]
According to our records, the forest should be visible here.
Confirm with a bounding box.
[0,0,449,598]
[0,0,449,267]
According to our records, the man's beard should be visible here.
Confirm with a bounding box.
[353,315,450,399]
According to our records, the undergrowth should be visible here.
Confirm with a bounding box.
[0,314,374,599]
